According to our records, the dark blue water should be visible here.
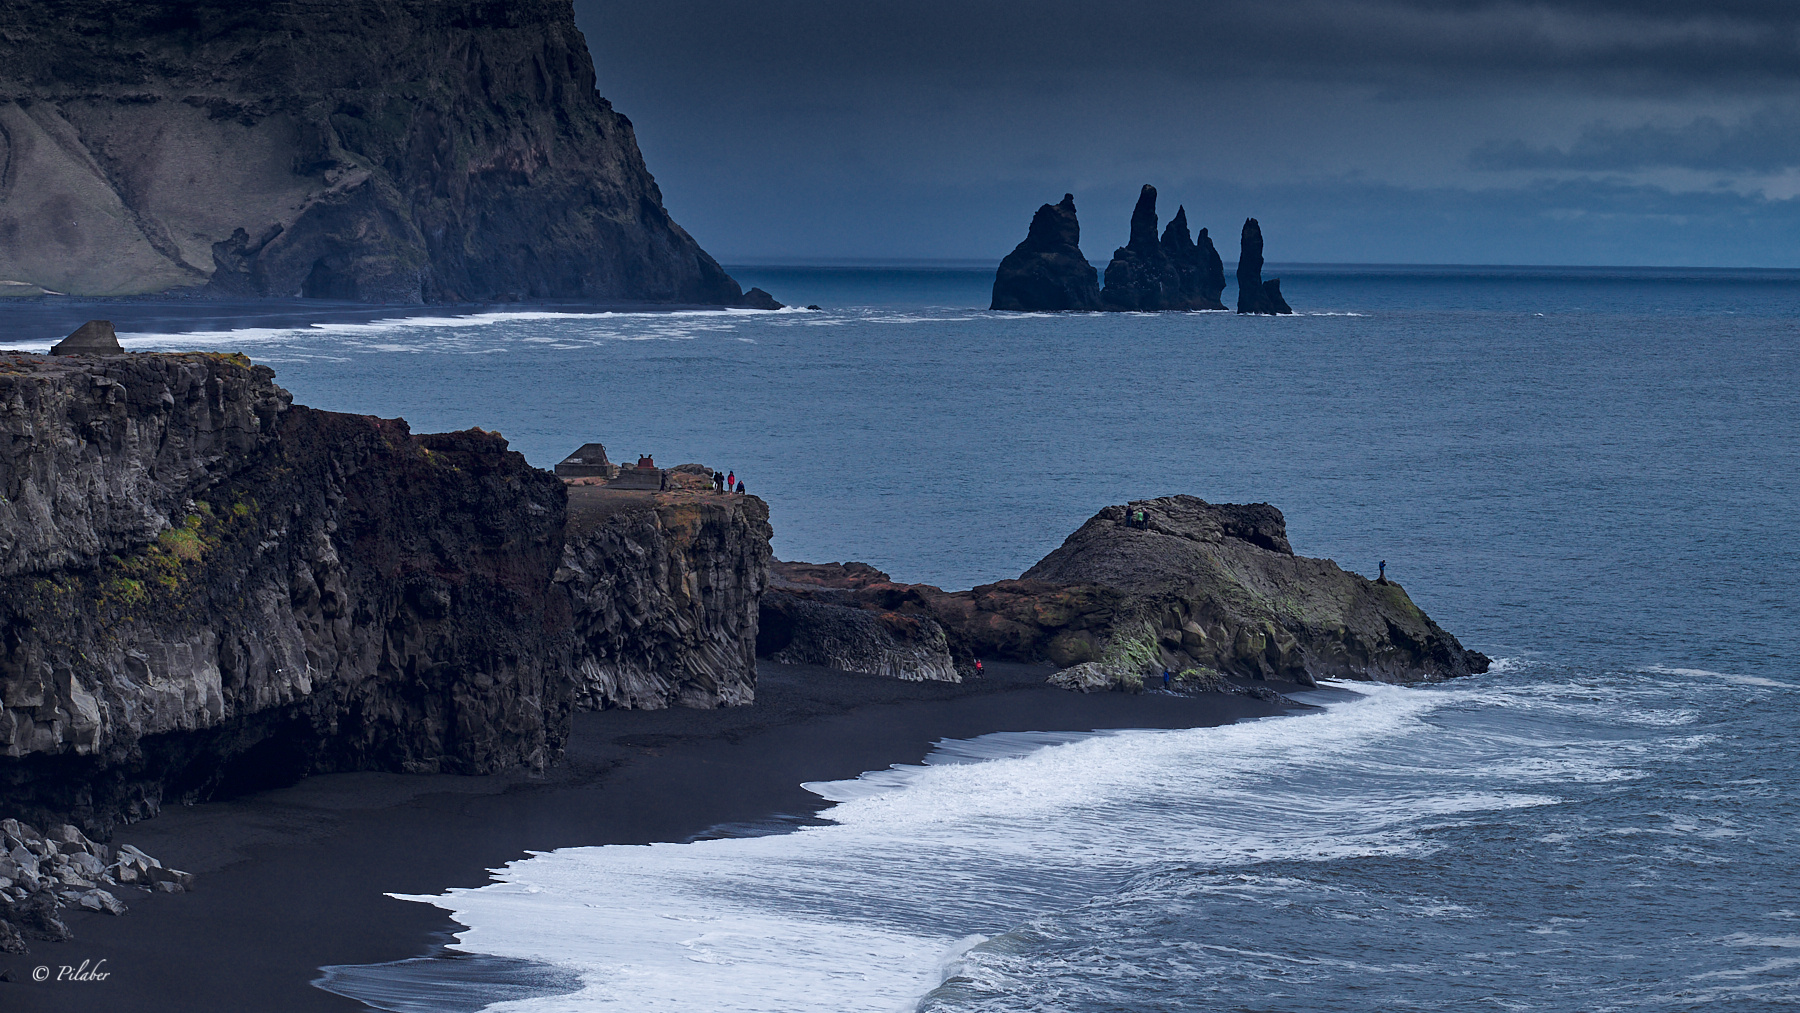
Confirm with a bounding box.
[16,264,1797,1010]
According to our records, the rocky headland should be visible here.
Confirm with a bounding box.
[0,349,771,846]
[0,0,767,306]
[764,495,1487,691]
[993,187,1283,313]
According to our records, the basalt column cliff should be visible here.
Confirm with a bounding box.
[0,0,758,304]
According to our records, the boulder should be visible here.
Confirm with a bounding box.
[48,321,122,355]
[1101,185,1183,310]
[990,194,1103,311]
[1235,218,1293,315]
[76,888,127,915]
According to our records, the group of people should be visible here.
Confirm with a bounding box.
[711,469,746,495]
[1126,506,1150,529]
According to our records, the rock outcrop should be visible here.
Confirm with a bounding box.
[758,562,959,682]
[990,194,1103,311]
[768,496,1486,690]
[0,0,763,306]
[1235,218,1294,315]
[559,483,771,709]
[1101,185,1184,310]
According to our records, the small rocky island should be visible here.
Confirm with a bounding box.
[992,187,1293,314]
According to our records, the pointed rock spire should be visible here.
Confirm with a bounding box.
[1235,218,1292,315]
[990,193,1102,311]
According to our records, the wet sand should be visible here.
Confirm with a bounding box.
[0,662,1296,1012]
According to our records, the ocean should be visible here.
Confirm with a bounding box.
[13,263,1798,1010]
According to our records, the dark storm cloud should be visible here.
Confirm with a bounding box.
[582,0,1800,94]
[1471,106,1800,170]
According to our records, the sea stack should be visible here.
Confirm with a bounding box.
[1101,185,1182,310]
[1159,207,1228,311]
[1235,218,1294,315]
[990,194,1103,311]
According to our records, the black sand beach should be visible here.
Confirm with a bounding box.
[0,662,1295,1012]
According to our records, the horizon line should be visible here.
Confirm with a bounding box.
[723,258,1800,275]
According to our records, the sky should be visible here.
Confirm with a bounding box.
[571,0,1800,267]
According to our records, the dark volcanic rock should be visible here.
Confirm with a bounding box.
[758,562,959,682]
[1101,185,1183,310]
[990,194,1102,311]
[0,354,778,833]
[559,486,772,709]
[1235,218,1293,315]
[0,355,575,831]
[0,0,752,305]
[737,288,785,311]
[1158,207,1228,311]
[771,496,1486,691]
[49,321,123,356]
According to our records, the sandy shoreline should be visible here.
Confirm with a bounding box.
[0,661,1296,1012]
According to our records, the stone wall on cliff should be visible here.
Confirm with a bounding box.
[0,353,573,832]
[0,0,751,304]
[558,485,771,710]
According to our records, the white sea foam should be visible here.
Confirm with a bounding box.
[370,682,1620,1013]
[1644,664,1794,689]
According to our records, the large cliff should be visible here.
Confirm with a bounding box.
[0,0,753,304]
[0,353,575,831]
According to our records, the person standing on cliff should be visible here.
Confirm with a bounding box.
[659,470,668,491]
[1379,560,1387,584]
[727,469,735,490]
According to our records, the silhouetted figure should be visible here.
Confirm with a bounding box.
[659,471,668,491]
[1378,560,1387,584]
[1163,669,1172,690]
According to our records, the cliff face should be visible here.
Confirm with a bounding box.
[0,0,751,304]
[989,194,1102,311]
[558,485,771,710]
[0,353,574,832]
[767,496,1487,690]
